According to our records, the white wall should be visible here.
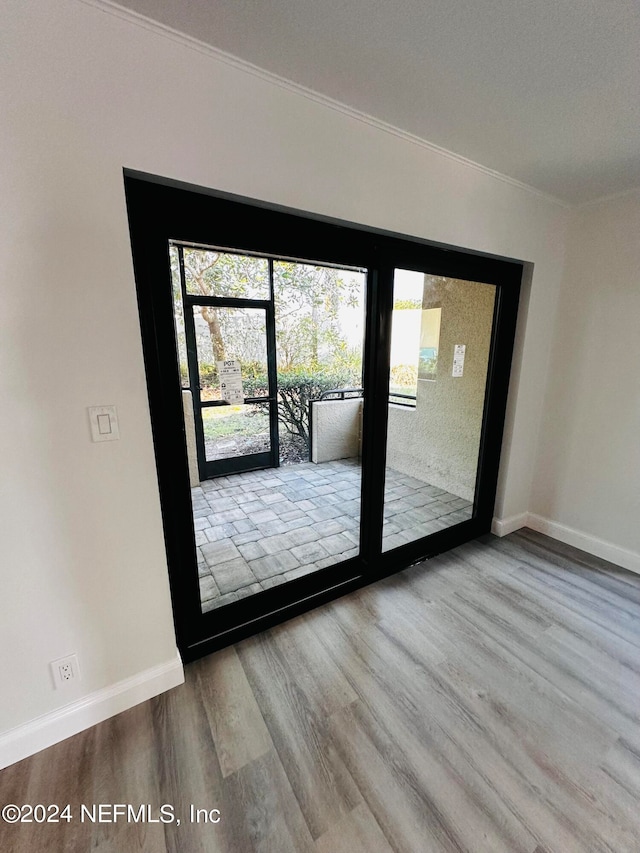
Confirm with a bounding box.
[530,191,640,569]
[0,0,568,755]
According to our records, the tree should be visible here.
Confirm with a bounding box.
[181,249,269,362]
[272,262,360,370]
[172,247,365,450]
[178,251,361,371]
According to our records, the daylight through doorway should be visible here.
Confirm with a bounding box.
[170,244,367,612]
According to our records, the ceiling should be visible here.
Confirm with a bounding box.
[115,0,640,204]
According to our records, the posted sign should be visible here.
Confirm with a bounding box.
[452,344,466,377]
[217,359,244,404]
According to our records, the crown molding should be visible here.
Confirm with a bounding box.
[77,0,574,209]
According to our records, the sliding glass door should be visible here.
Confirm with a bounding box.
[125,172,522,660]
[382,270,497,552]
[171,241,369,615]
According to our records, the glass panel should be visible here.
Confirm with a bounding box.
[194,261,367,614]
[192,306,270,401]
[382,271,496,552]
[389,270,421,407]
[183,248,269,299]
[202,402,271,462]
[273,260,366,464]
[169,245,189,387]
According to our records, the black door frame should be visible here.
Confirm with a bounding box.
[177,244,280,479]
[124,170,523,663]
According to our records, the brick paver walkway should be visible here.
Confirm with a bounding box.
[192,458,472,611]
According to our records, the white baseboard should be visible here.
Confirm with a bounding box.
[491,512,529,537]
[492,511,640,576]
[0,652,184,770]
[526,513,640,576]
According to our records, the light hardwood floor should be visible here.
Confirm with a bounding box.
[2,529,640,852]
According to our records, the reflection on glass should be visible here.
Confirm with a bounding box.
[183,249,269,299]
[419,308,441,381]
[169,245,189,387]
[192,260,366,614]
[382,271,496,551]
[202,403,271,462]
[273,260,366,465]
[192,306,269,401]
[389,271,421,407]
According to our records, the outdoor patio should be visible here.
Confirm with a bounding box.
[192,458,473,612]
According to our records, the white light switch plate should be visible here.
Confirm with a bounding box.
[88,405,120,442]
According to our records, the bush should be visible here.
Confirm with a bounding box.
[276,368,360,445]
[199,362,217,386]
[390,363,417,389]
[186,361,361,450]
[243,366,360,447]
[193,360,266,387]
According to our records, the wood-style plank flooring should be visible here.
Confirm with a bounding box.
[2,529,640,852]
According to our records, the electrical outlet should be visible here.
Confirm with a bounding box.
[50,654,80,689]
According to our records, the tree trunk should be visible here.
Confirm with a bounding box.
[201,306,225,362]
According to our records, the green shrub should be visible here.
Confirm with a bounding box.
[277,368,360,444]
[393,299,421,310]
[243,366,360,446]
[390,363,417,389]
[185,361,361,450]
[198,362,217,386]
[184,360,267,389]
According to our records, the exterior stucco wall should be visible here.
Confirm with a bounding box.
[386,277,496,500]
[310,399,363,463]
[182,390,200,487]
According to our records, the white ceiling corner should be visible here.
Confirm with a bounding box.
[100,0,640,205]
